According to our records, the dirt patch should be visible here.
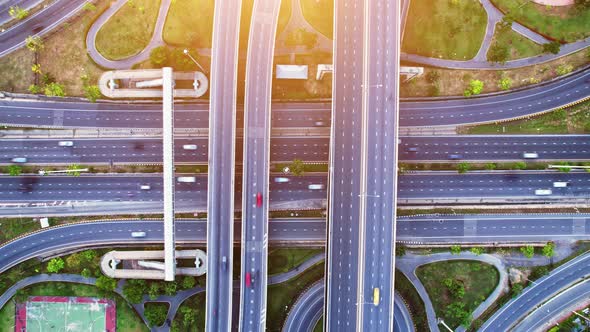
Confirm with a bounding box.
[0,48,35,92]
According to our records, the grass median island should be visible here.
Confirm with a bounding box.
[462,100,590,134]
[488,22,544,61]
[267,262,324,331]
[95,0,162,60]
[268,248,323,274]
[0,282,148,332]
[491,0,590,42]
[417,260,499,329]
[402,0,486,60]
[300,0,333,39]
[162,0,214,48]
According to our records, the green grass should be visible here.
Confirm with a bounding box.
[402,0,487,60]
[417,260,499,329]
[313,317,323,331]
[462,101,590,135]
[491,0,590,42]
[95,0,162,60]
[171,293,205,331]
[395,270,428,332]
[0,299,14,331]
[488,23,544,61]
[300,0,333,39]
[162,0,214,48]
[267,262,324,331]
[268,248,323,275]
[0,218,43,243]
[0,282,148,332]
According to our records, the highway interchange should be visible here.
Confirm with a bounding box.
[0,0,590,331]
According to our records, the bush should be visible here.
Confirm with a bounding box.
[512,161,527,170]
[8,165,21,176]
[144,303,169,327]
[470,247,485,255]
[83,2,97,11]
[485,163,496,171]
[289,159,305,176]
[511,282,524,297]
[47,258,65,273]
[457,162,470,174]
[542,41,561,55]
[181,276,196,289]
[25,35,44,52]
[83,85,101,103]
[450,245,461,255]
[96,275,117,292]
[164,281,178,296]
[555,64,573,76]
[44,82,66,97]
[9,6,29,20]
[463,79,484,97]
[520,245,535,259]
[28,84,42,94]
[488,44,509,64]
[81,268,92,278]
[498,77,512,90]
[542,242,555,258]
[123,279,147,303]
[148,283,161,300]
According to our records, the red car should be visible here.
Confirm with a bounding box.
[245,272,252,288]
[256,192,262,207]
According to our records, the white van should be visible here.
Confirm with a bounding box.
[535,189,552,196]
[182,144,198,150]
[177,176,196,183]
[140,184,151,190]
[308,184,325,190]
[523,152,539,159]
[58,141,74,147]
[131,231,146,238]
[553,182,569,188]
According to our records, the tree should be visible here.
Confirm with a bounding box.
[542,242,555,258]
[148,283,161,300]
[66,253,82,269]
[488,44,509,64]
[511,282,524,297]
[150,46,168,66]
[512,161,527,170]
[484,163,496,171]
[395,245,406,256]
[556,64,573,76]
[44,82,66,97]
[84,85,101,103]
[450,245,461,255]
[25,35,44,52]
[164,281,178,296]
[81,250,97,262]
[181,276,196,289]
[28,84,42,94]
[96,275,117,292]
[9,6,29,20]
[498,77,512,90]
[46,257,65,273]
[457,162,470,174]
[520,245,535,259]
[123,280,147,303]
[542,41,561,55]
[8,165,21,176]
[144,304,168,327]
[470,247,485,255]
[445,302,472,327]
[464,79,484,97]
[81,268,92,278]
[31,64,42,74]
[180,306,197,327]
[67,164,83,176]
[289,159,305,176]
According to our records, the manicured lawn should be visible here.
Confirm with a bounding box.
[488,23,544,61]
[491,0,590,42]
[171,293,205,331]
[300,0,333,39]
[95,0,162,60]
[268,248,323,275]
[395,270,429,332]
[417,260,499,329]
[267,262,324,331]
[0,282,148,332]
[162,0,214,48]
[463,100,590,134]
[402,0,487,60]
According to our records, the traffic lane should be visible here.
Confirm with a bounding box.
[394,293,415,332]
[282,282,324,332]
[480,253,590,331]
[398,172,590,198]
[397,219,465,238]
[475,218,575,236]
[399,70,590,126]
[400,135,590,161]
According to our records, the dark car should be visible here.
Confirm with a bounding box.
[406,147,419,152]
[448,154,463,160]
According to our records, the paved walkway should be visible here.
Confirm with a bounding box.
[86,0,172,69]
[396,252,509,332]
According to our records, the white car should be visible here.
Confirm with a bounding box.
[182,144,198,150]
[11,157,27,163]
[131,231,146,238]
[58,141,74,147]
[308,184,325,190]
[274,177,289,183]
[535,189,552,196]
[177,176,196,183]
[523,152,538,159]
[140,184,151,190]
[553,182,569,188]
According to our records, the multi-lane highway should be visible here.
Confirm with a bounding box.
[480,251,590,332]
[356,0,400,328]
[324,0,366,327]
[204,0,242,328]
[1,135,589,165]
[1,68,589,128]
[239,0,282,329]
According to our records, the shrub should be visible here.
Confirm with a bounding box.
[8,165,21,176]
[83,2,97,11]
[164,281,178,296]
[28,84,42,94]
[450,245,461,255]
[123,280,147,303]
[84,85,101,103]
[542,242,555,258]
[457,162,470,174]
[485,163,496,170]
[498,77,512,90]
[44,82,66,97]
[520,245,535,259]
[46,258,65,273]
[464,80,484,97]
[470,247,485,255]
[9,6,29,20]
[289,159,305,176]
[148,283,161,300]
[81,268,92,278]
[555,64,573,76]
[488,44,509,64]
[181,276,196,289]
[96,275,117,292]
[511,282,524,297]
[512,161,526,170]
[144,303,168,327]
[25,35,44,52]
[542,41,561,55]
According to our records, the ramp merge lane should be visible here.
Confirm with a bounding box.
[238,0,281,330]
[204,0,242,329]
[357,0,400,329]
